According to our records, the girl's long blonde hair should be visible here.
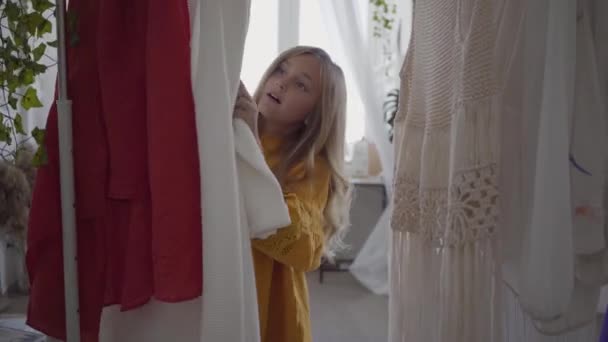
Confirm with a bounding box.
[253,46,352,256]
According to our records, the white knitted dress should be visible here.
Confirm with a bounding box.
[389,0,522,341]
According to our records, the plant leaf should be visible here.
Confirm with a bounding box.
[33,0,55,12]
[32,44,47,61]
[14,114,26,135]
[0,120,11,144]
[47,40,58,48]
[33,144,48,166]
[13,33,23,47]
[31,127,48,166]
[21,87,44,110]
[8,96,18,110]
[38,19,53,37]
[7,75,19,92]
[5,2,21,22]
[31,127,46,145]
[20,68,35,85]
[32,63,48,74]
[25,12,45,36]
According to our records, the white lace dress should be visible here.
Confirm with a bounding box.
[389,0,602,342]
[389,0,523,341]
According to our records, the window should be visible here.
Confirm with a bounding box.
[241,0,366,144]
[240,0,279,91]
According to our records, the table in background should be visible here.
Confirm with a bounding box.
[318,176,386,283]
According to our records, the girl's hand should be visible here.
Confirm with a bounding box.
[234,82,260,138]
[233,82,258,127]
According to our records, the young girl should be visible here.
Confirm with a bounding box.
[234,46,351,342]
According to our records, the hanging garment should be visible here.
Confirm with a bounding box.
[501,288,599,342]
[535,0,606,333]
[98,119,290,342]
[591,0,608,318]
[191,1,291,341]
[63,1,287,340]
[26,0,202,340]
[234,121,290,241]
[593,0,608,102]
[499,0,606,339]
[389,0,524,341]
[190,2,255,340]
[517,0,577,322]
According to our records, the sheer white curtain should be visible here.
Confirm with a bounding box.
[317,0,411,294]
[317,1,393,190]
[240,0,278,92]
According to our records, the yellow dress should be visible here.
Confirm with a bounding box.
[252,134,330,342]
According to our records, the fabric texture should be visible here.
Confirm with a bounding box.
[101,2,288,341]
[502,287,599,342]
[591,0,608,316]
[516,0,577,322]
[234,121,291,239]
[389,0,524,341]
[99,299,202,342]
[26,0,201,339]
[533,0,606,333]
[97,120,288,342]
[252,133,330,342]
[602,307,608,342]
[316,0,396,295]
[190,1,279,341]
[500,0,607,337]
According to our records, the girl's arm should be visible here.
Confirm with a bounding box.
[251,160,331,272]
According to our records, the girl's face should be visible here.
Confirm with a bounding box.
[258,54,322,130]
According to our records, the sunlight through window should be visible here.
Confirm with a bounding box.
[241,0,366,144]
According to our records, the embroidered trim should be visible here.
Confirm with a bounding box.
[391,163,499,247]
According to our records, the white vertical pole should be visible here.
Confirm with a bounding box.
[278,0,300,52]
[55,0,81,340]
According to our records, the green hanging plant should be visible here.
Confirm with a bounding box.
[370,0,397,38]
[370,0,401,141]
[1,0,56,166]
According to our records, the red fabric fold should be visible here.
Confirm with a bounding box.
[26,0,201,340]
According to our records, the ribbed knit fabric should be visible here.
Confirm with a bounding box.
[389,1,524,341]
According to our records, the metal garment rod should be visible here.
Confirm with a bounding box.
[55,0,81,340]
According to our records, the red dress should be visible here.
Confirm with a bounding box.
[26,0,202,340]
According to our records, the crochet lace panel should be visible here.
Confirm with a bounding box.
[391,0,500,247]
[392,163,499,247]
